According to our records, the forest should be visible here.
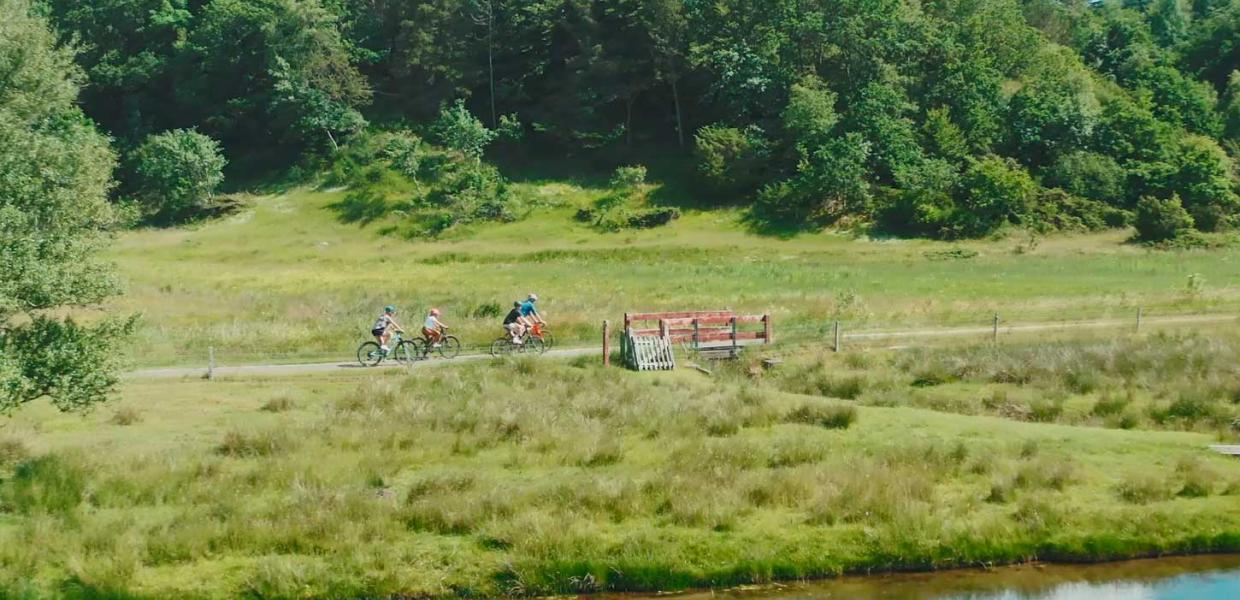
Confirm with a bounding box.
[4,0,1236,240]
[14,0,1237,238]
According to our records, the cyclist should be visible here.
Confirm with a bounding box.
[502,301,525,343]
[423,308,449,347]
[371,305,404,354]
[519,293,545,341]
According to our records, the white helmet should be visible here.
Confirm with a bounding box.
[528,293,538,301]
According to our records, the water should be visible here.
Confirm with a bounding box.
[663,555,1240,600]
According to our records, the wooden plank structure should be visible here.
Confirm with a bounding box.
[629,335,676,371]
[621,310,773,370]
[1210,445,1240,457]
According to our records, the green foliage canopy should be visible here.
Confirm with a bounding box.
[0,0,130,413]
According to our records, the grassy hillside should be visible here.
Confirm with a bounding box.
[108,181,1240,367]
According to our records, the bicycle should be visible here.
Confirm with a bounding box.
[489,329,546,357]
[529,322,554,349]
[414,326,461,360]
[357,331,419,366]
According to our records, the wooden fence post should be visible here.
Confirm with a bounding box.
[1136,307,1143,334]
[730,317,738,351]
[763,314,773,344]
[603,320,611,367]
[833,320,841,353]
[207,346,215,381]
[992,313,1000,343]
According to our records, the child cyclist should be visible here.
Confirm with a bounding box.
[371,305,405,354]
[423,308,449,347]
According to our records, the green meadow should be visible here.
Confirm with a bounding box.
[2,341,1239,598]
[108,183,1240,367]
[3,179,1235,599]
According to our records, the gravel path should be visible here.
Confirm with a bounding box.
[126,313,1237,380]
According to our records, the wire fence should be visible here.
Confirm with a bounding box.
[129,306,1240,378]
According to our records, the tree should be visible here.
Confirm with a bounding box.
[432,100,498,161]
[0,0,129,413]
[695,124,771,196]
[1006,70,1099,168]
[782,76,840,149]
[643,0,691,147]
[1134,194,1194,241]
[41,0,191,142]
[756,133,872,224]
[1223,70,1240,141]
[1164,135,1239,231]
[921,107,970,164]
[1046,151,1127,205]
[1148,0,1190,47]
[183,0,370,151]
[948,156,1038,238]
[130,129,228,219]
[845,74,924,182]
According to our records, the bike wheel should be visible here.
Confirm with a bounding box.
[525,336,546,355]
[394,341,418,364]
[407,338,428,361]
[357,342,384,366]
[438,336,461,359]
[541,331,555,349]
[490,338,511,357]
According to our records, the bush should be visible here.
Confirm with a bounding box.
[610,165,647,189]
[755,134,871,224]
[1045,151,1126,205]
[0,455,86,515]
[216,430,292,458]
[432,100,496,160]
[695,124,771,195]
[882,158,960,236]
[945,157,1038,238]
[1134,194,1195,242]
[784,399,857,429]
[1033,188,1129,232]
[129,129,227,220]
[1115,474,1174,504]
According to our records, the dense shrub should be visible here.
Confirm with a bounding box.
[432,99,496,160]
[129,129,227,219]
[943,157,1038,238]
[695,124,771,195]
[1134,194,1195,242]
[1033,188,1129,232]
[1045,151,1126,205]
[610,165,647,189]
[1166,135,1238,231]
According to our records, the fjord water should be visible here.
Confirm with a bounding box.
[666,555,1240,600]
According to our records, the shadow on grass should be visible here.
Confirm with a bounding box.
[327,189,391,226]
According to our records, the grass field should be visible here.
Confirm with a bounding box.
[5,172,1236,598]
[2,342,1239,598]
[105,181,1240,367]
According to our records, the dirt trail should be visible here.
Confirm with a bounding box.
[126,313,1237,380]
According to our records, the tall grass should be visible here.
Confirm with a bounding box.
[2,357,1238,597]
[772,331,1240,437]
